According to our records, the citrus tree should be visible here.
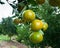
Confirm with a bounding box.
[0,0,60,48]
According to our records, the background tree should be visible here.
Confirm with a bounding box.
[1,17,17,39]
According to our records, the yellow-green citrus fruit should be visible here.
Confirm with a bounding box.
[43,22,48,31]
[31,19,43,31]
[23,10,35,22]
[29,32,43,44]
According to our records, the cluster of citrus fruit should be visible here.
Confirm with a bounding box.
[22,10,48,44]
[23,10,48,44]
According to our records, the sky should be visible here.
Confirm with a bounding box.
[0,0,17,22]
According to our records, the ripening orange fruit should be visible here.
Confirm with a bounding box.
[23,10,35,22]
[31,19,43,31]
